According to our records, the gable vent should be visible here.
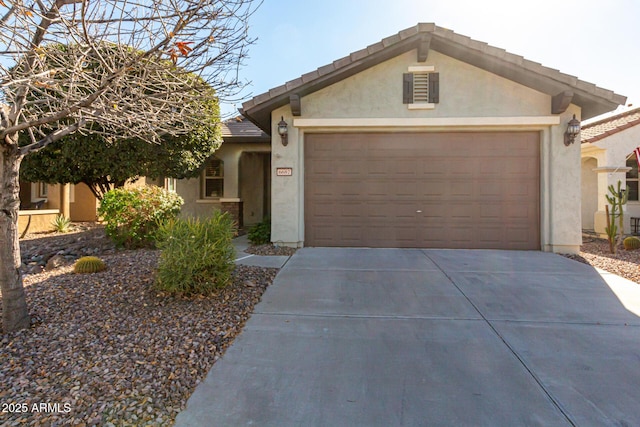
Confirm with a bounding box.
[413,73,429,103]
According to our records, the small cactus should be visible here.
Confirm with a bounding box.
[623,236,640,251]
[74,256,106,273]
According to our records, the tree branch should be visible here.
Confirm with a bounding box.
[19,119,85,155]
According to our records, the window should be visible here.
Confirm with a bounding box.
[201,157,224,198]
[627,156,639,201]
[164,178,178,193]
[38,182,48,198]
[403,66,439,108]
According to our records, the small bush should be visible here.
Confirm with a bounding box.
[248,217,271,245]
[154,212,236,295]
[74,256,106,274]
[623,236,640,250]
[98,185,183,249]
[51,214,72,233]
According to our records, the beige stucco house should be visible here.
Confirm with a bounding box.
[581,107,640,236]
[18,116,271,234]
[19,117,271,233]
[239,23,625,253]
[18,181,98,234]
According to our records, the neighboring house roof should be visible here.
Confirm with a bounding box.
[220,116,270,143]
[241,23,626,133]
[581,107,640,144]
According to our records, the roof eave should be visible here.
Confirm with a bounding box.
[222,135,271,144]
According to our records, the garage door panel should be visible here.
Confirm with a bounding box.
[421,160,449,176]
[504,159,535,175]
[368,202,417,221]
[305,132,539,249]
[449,182,473,197]
[450,227,477,244]
[421,226,450,246]
[368,160,388,175]
[477,181,505,198]
[478,204,502,220]
[505,181,537,198]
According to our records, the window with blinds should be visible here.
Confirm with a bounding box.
[201,157,224,198]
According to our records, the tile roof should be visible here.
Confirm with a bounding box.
[220,116,270,142]
[242,23,626,133]
[581,107,640,144]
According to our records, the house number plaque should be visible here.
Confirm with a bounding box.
[276,167,293,176]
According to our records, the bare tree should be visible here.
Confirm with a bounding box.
[0,0,259,333]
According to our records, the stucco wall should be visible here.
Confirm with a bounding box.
[302,50,550,119]
[18,210,59,234]
[581,157,598,230]
[269,47,583,253]
[544,106,582,253]
[70,183,98,222]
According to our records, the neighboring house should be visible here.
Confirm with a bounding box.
[240,23,626,253]
[581,107,640,236]
[18,116,271,234]
[18,181,98,235]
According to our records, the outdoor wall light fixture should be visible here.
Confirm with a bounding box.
[277,116,288,146]
[564,114,581,146]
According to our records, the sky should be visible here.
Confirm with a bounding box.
[221,0,640,121]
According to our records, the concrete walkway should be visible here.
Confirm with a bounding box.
[233,234,290,268]
[176,248,640,426]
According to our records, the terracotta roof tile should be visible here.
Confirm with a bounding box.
[581,107,640,143]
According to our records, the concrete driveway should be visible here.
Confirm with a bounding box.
[175,248,640,426]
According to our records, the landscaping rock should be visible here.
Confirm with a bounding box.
[19,223,116,274]
[45,254,69,271]
[563,235,640,284]
[1,223,280,425]
[245,243,297,256]
[1,248,278,425]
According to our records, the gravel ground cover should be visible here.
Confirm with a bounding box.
[244,243,297,256]
[1,228,278,426]
[563,235,640,284]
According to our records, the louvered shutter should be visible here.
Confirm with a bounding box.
[403,73,413,104]
[428,72,439,103]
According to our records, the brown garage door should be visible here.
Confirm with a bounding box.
[304,132,540,249]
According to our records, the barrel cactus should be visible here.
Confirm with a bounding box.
[74,256,106,273]
[623,236,640,251]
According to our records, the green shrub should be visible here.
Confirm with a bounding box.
[74,256,106,273]
[623,236,640,250]
[154,212,236,295]
[248,217,271,245]
[51,214,72,233]
[98,185,183,249]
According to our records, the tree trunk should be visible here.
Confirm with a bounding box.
[0,143,31,333]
